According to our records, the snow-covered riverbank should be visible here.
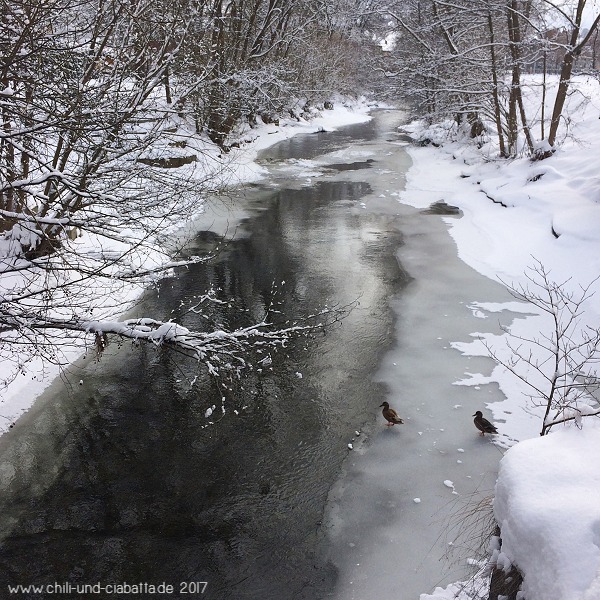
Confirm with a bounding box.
[402,76,600,600]
[4,76,600,599]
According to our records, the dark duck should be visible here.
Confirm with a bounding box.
[380,402,404,426]
[473,411,498,436]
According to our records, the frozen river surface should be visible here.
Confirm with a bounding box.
[289,110,517,599]
[0,110,516,599]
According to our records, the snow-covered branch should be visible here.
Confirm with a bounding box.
[0,300,353,382]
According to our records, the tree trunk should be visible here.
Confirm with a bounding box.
[546,0,600,150]
[540,49,547,140]
[506,0,534,156]
[488,11,507,157]
[547,50,576,149]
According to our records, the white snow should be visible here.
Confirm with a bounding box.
[400,76,600,599]
[4,68,600,599]
[494,424,600,600]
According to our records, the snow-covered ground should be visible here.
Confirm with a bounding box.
[0,98,376,434]
[403,76,600,599]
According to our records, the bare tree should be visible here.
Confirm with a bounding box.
[486,260,600,436]
[545,0,600,151]
[505,0,536,155]
[375,0,600,159]
[378,0,533,153]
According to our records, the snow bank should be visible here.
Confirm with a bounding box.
[401,75,600,443]
[226,98,375,182]
[402,75,600,599]
[494,424,600,600]
[420,579,488,600]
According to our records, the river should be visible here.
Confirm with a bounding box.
[0,109,514,599]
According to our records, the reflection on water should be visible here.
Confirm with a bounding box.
[258,118,377,162]
[0,116,411,599]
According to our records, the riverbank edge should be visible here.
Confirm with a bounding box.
[403,78,600,600]
[400,141,530,600]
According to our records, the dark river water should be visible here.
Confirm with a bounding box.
[0,113,412,599]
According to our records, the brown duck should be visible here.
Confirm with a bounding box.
[473,411,498,436]
[380,402,404,426]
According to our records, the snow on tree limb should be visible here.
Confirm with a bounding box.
[0,0,372,400]
[0,300,353,383]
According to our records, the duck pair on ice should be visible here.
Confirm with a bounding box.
[379,403,498,436]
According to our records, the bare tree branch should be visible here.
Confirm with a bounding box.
[487,259,600,435]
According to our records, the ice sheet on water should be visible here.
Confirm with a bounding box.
[267,158,324,179]
[323,148,515,599]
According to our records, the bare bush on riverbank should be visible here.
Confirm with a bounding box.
[423,492,495,600]
[486,260,600,436]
